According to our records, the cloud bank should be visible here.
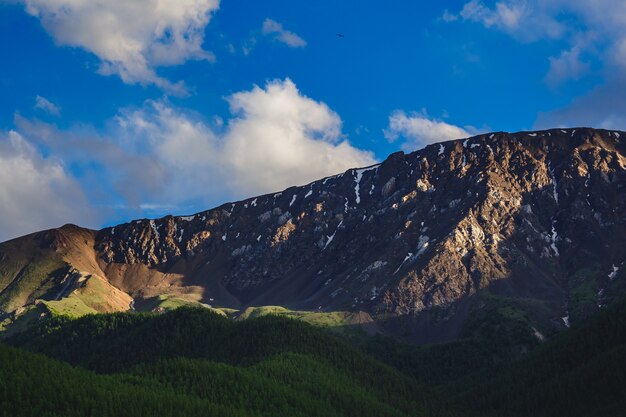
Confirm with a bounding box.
[0,131,96,241]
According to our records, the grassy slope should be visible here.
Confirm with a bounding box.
[236,305,358,330]
[0,252,66,313]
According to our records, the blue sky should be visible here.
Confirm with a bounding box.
[1,0,625,241]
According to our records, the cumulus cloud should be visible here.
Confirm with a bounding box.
[384,111,473,151]
[34,95,60,116]
[111,79,372,200]
[262,18,307,48]
[21,0,220,92]
[15,79,374,220]
[0,130,96,242]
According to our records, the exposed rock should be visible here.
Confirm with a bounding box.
[1,128,625,342]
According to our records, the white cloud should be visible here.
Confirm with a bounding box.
[22,0,220,92]
[114,79,373,200]
[457,0,564,41]
[262,18,307,48]
[454,0,626,67]
[453,0,626,128]
[460,0,526,31]
[545,46,590,87]
[34,95,60,116]
[15,79,374,216]
[0,130,96,242]
[441,10,458,22]
[384,111,473,151]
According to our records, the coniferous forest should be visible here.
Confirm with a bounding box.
[2,297,626,417]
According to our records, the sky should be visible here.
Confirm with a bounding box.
[1,0,625,241]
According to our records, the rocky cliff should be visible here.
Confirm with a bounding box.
[1,128,625,342]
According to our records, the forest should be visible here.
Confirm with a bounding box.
[2,297,626,417]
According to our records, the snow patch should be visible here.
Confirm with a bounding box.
[438,144,445,156]
[353,165,378,204]
[529,133,537,137]
[550,220,559,256]
[149,220,160,241]
[257,235,262,242]
[221,234,227,241]
[394,253,413,274]
[304,189,313,198]
[289,195,297,207]
[609,264,619,280]
[251,198,257,207]
[179,215,195,221]
[532,327,545,342]
[416,235,430,256]
[323,220,343,250]
[561,314,570,328]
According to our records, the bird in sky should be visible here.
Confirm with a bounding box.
[336,33,345,38]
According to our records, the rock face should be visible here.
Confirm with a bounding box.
[1,128,625,341]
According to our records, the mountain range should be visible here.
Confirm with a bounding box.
[1,127,624,345]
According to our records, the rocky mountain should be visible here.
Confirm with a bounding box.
[1,128,625,342]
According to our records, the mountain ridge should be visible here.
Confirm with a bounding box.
[1,127,624,343]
